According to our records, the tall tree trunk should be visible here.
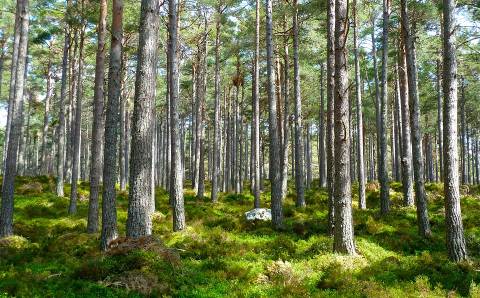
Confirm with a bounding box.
[353,0,366,209]
[378,0,390,215]
[252,0,261,208]
[333,0,355,254]
[436,59,443,181]
[40,60,53,174]
[266,0,283,228]
[211,4,222,203]
[0,0,29,237]
[88,0,107,234]
[401,0,431,237]
[293,0,305,207]
[398,41,414,206]
[280,14,290,199]
[326,0,335,235]
[127,0,161,237]
[318,63,326,188]
[168,0,186,231]
[69,15,85,215]
[442,0,467,261]
[100,0,122,249]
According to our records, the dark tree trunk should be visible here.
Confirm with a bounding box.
[333,0,355,255]
[0,0,29,237]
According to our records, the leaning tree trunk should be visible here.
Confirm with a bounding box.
[400,0,431,237]
[266,0,283,228]
[100,0,122,249]
[127,0,161,237]
[378,0,390,215]
[0,0,29,238]
[353,0,366,210]
[293,0,305,207]
[88,0,107,234]
[326,0,335,235]
[168,0,186,231]
[69,17,85,215]
[333,0,355,255]
[442,0,467,262]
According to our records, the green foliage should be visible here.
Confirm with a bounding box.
[0,177,479,297]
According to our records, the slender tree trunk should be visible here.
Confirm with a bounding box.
[280,14,290,199]
[293,0,305,207]
[88,0,107,233]
[252,0,261,208]
[378,0,390,215]
[400,0,431,236]
[266,0,283,228]
[326,0,335,235]
[211,4,222,203]
[318,63,326,188]
[69,16,86,215]
[100,0,122,249]
[168,0,186,231]
[398,42,414,206]
[436,59,443,181]
[353,0,366,209]
[333,0,355,254]
[127,0,161,237]
[442,0,467,261]
[0,0,29,237]
[40,60,53,174]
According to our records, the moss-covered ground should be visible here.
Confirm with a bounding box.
[0,176,479,297]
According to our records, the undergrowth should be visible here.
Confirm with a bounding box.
[0,176,479,297]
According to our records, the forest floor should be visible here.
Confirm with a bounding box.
[0,176,479,297]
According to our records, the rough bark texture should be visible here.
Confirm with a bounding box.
[293,0,305,207]
[333,0,355,255]
[318,63,326,188]
[168,0,186,231]
[101,0,122,249]
[442,0,467,262]
[400,0,431,237]
[127,0,161,237]
[266,0,283,228]
[353,0,366,210]
[0,0,29,237]
[326,0,335,235]
[88,0,107,234]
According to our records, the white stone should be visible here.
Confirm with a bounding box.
[245,208,272,221]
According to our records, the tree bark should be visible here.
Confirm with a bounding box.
[0,0,29,237]
[353,0,366,209]
[400,0,431,237]
[333,0,355,255]
[318,63,326,188]
[168,0,186,231]
[266,0,283,228]
[88,0,107,234]
[127,0,161,237]
[252,0,261,208]
[293,0,305,207]
[442,0,467,261]
[326,0,335,235]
